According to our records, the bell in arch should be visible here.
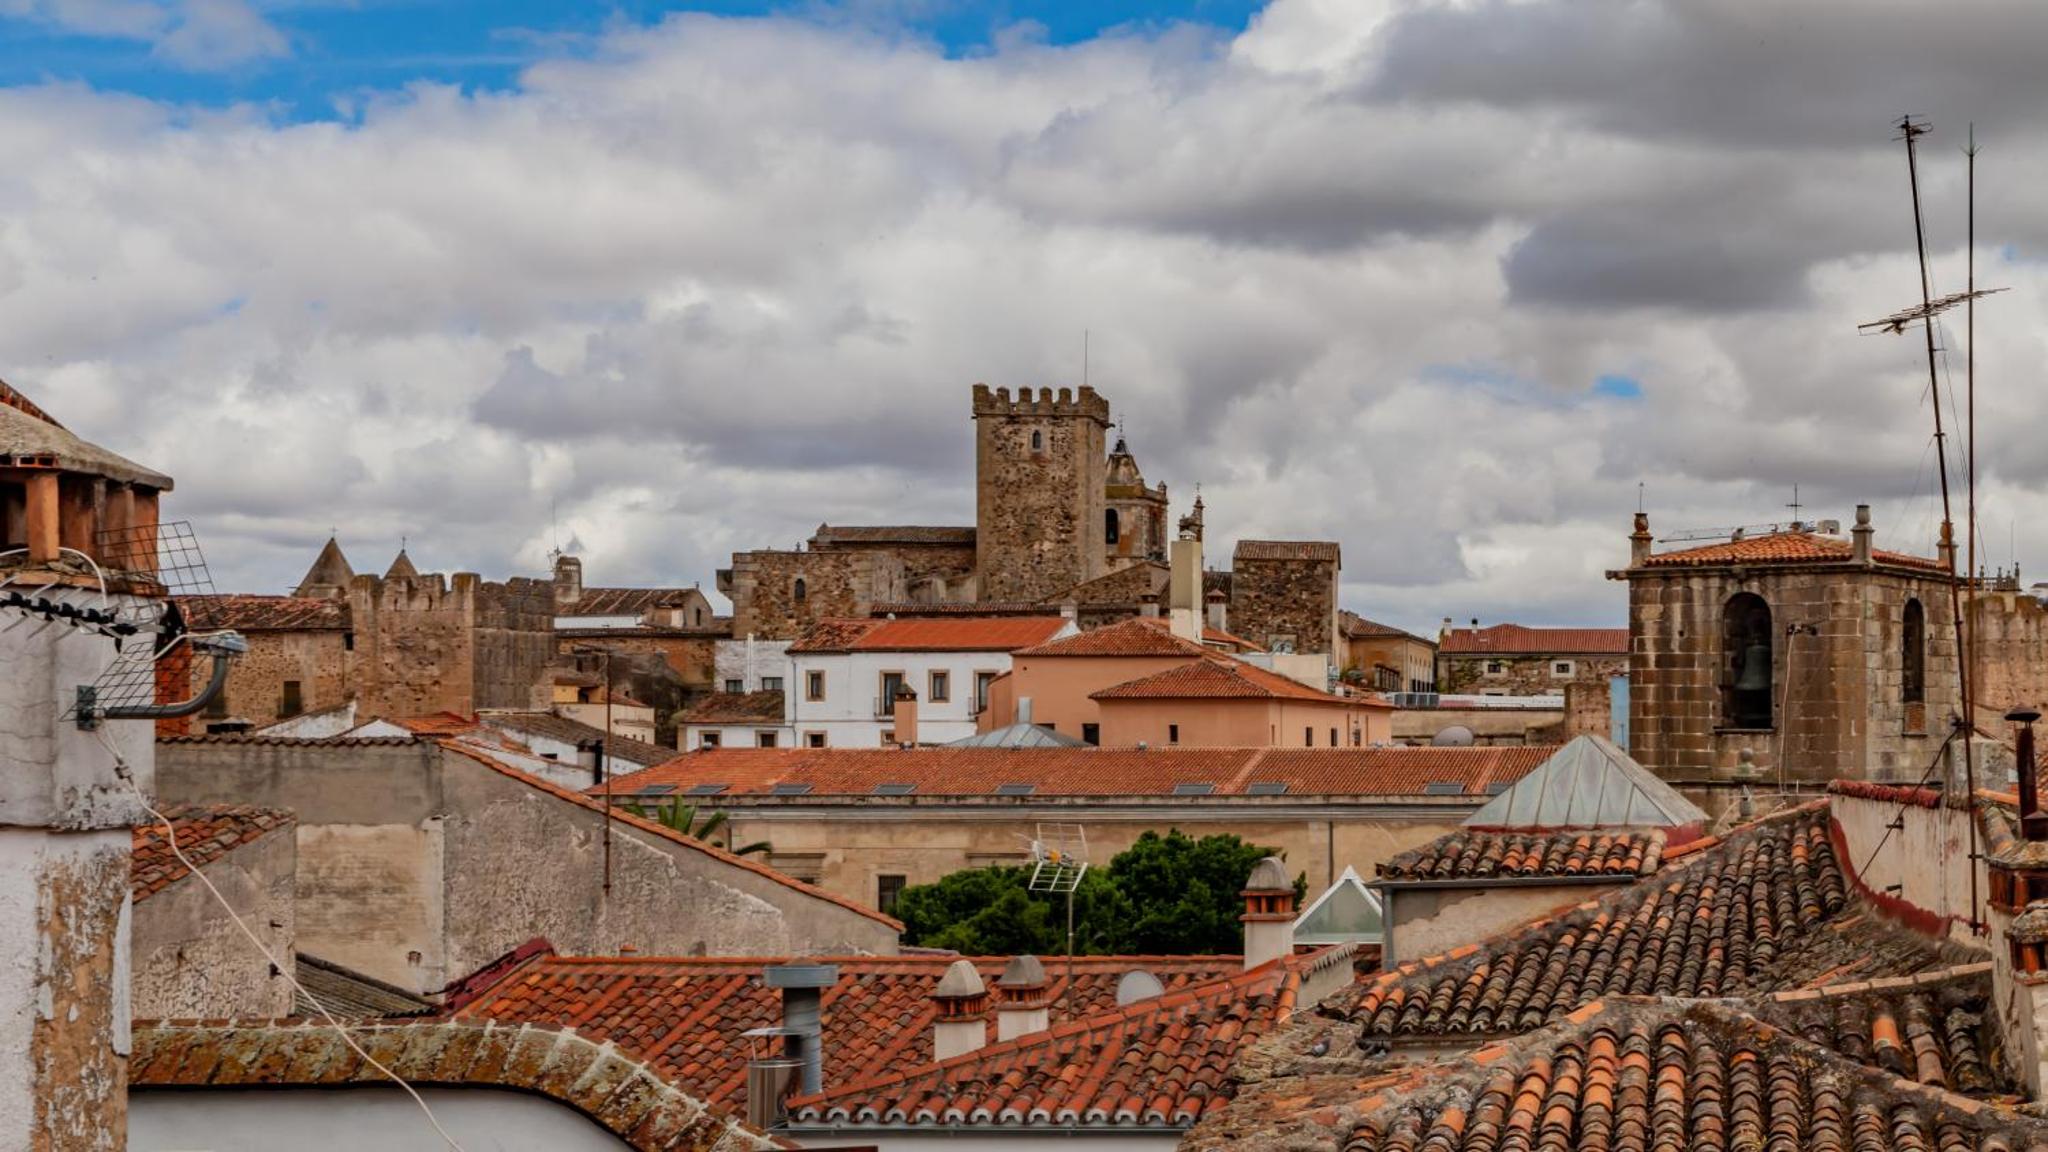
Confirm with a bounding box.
[1734,643,1772,691]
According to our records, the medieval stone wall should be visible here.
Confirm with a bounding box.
[1627,565,1957,784]
[809,536,977,603]
[1438,653,1626,696]
[555,633,721,692]
[1968,589,2048,718]
[1231,557,1339,656]
[727,549,906,640]
[973,385,1109,602]
[469,577,554,711]
[204,629,350,727]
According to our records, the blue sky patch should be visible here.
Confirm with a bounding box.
[1591,373,1643,400]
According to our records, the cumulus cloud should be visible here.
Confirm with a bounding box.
[2,0,287,68]
[2,0,2041,630]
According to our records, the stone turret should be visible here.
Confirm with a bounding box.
[295,536,355,599]
[972,384,1112,602]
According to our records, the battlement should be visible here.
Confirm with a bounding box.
[971,383,1111,425]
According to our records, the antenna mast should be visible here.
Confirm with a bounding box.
[1966,125,1980,735]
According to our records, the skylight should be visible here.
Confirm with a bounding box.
[874,782,917,796]
[1422,781,1468,796]
[1172,782,1216,796]
[636,783,676,796]
[686,783,729,796]
[770,782,813,796]
[1245,781,1289,796]
[995,782,1035,796]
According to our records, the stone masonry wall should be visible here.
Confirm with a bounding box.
[203,629,350,727]
[728,549,906,640]
[346,573,475,718]
[1231,557,1339,656]
[1969,588,2048,718]
[1439,653,1627,696]
[469,577,554,711]
[974,385,1109,603]
[809,537,977,603]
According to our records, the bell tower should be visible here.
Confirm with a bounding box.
[971,385,1111,602]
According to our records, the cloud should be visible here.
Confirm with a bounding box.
[4,0,2045,634]
[1,0,287,69]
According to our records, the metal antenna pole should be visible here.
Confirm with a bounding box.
[1900,115,1980,932]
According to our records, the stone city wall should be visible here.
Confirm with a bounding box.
[1231,557,1338,656]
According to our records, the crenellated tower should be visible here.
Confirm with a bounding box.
[972,384,1111,602]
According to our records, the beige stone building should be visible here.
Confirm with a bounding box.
[598,745,1549,912]
[1435,621,1628,696]
[1341,612,1438,694]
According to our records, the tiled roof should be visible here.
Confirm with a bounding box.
[790,615,1071,654]
[129,1020,788,1152]
[1234,540,1340,563]
[454,953,1246,1112]
[1377,829,1665,882]
[1321,998,2048,1152]
[1340,612,1430,644]
[193,594,350,632]
[155,733,419,747]
[867,602,1051,617]
[0,379,59,425]
[0,382,173,489]
[1346,805,1970,1039]
[1439,623,1629,655]
[678,691,786,725]
[132,805,295,901]
[788,948,1356,1130]
[1015,616,1214,657]
[568,587,707,617]
[594,745,1548,799]
[812,525,977,546]
[1092,658,1362,705]
[1750,962,1998,1096]
[477,710,675,768]
[293,953,434,1019]
[1640,530,1947,573]
[393,711,481,736]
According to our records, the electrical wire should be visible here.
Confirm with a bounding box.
[92,727,469,1151]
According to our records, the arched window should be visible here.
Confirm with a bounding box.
[1106,508,1121,544]
[1723,592,1774,729]
[1030,430,1043,452]
[793,577,807,603]
[1903,598,1926,704]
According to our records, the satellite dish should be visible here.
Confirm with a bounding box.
[1431,725,1475,747]
[1115,970,1165,1006]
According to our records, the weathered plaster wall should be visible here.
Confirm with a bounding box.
[1382,882,1611,967]
[1829,791,1983,945]
[973,385,1109,603]
[132,827,296,1020]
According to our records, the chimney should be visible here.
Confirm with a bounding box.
[1985,710,2048,1098]
[1139,591,1161,619]
[931,959,990,1059]
[553,553,583,607]
[1853,504,1874,565]
[891,684,919,747]
[1016,697,1034,726]
[752,959,837,1128]
[1630,512,1653,567]
[1205,589,1229,636]
[995,955,1050,1041]
[24,472,59,564]
[1240,856,1295,971]
[1059,598,1078,622]
[1169,534,1203,642]
[2015,710,2046,841]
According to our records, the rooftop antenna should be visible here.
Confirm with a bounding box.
[1024,822,1090,1016]
[1786,484,1803,528]
[1636,482,1644,514]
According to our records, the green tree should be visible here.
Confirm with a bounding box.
[894,829,1295,955]
[627,801,773,857]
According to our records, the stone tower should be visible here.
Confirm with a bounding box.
[1104,434,1169,573]
[972,384,1111,602]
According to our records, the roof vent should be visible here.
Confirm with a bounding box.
[1114,969,1165,1006]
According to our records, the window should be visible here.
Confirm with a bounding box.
[1081,723,1100,746]
[637,784,676,797]
[793,577,807,602]
[756,731,779,748]
[995,782,1035,796]
[928,670,950,703]
[974,671,996,714]
[1423,781,1467,796]
[724,679,745,693]
[1330,727,1339,747]
[280,680,303,719]
[1246,781,1289,796]
[1551,660,1575,678]
[877,874,907,914]
[806,670,826,701]
[1305,727,1314,746]
[698,732,721,749]
[1106,508,1121,544]
[1030,430,1043,452]
[1903,598,1926,705]
[1722,592,1774,729]
[805,731,826,748]
[880,671,906,702]
[694,608,705,626]
[687,783,728,796]
[770,782,813,796]
[343,632,355,651]
[1483,660,1506,676]
[761,676,784,692]
[874,782,917,795]
[1172,782,1216,796]
[1168,723,1180,745]
[880,729,894,743]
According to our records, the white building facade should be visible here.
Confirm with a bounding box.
[787,616,1077,748]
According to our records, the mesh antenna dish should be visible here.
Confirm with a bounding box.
[1431,725,1475,748]
[1025,822,1090,894]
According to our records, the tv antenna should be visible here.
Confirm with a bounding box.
[1025,822,1090,1014]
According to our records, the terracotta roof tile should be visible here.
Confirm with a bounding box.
[566,587,706,617]
[1378,829,1666,882]
[1340,612,1430,644]
[130,1020,789,1152]
[1234,540,1341,563]
[455,953,1247,1113]
[1439,623,1629,655]
[1641,530,1947,573]
[593,746,1548,799]
[191,594,351,632]
[394,711,481,736]
[678,691,786,724]
[1016,616,1216,657]
[1343,805,1972,1041]
[789,615,1071,654]
[1092,658,1372,705]
[132,805,295,901]
[1752,963,1999,1096]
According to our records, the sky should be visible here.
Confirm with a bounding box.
[7,0,2047,634]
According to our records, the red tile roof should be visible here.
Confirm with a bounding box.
[132,805,295,901]
[1015,616,1215,657]
[392,711,481,736]
[1640,530,1947,573]
[1340,612,1431,644]
[789,615,1071,653]
[787,947,1357,1130]
[1750,962,1998,1096]
[1233,540,1341,563]
[593,746,1547,799]
[454,953,1247,1112]
[1438,623,1629,655]
[129,1020,789,1152]
[197,594,351,632]
[0,379,58,426]
[812,525,977,546]
[1346,805,1970,1040]
[565,586,706,617]
[1377,829,1665,882]
[678,690,786,724]
[1092,657,1374,706]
